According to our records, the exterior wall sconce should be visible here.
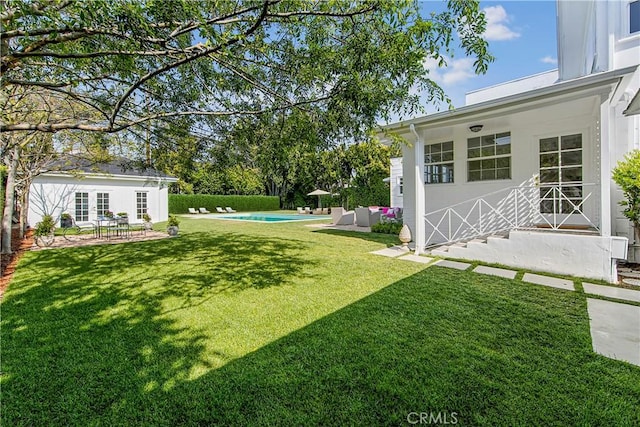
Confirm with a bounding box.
[469,124,483,132]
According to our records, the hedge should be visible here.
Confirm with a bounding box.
[169,194,280,214]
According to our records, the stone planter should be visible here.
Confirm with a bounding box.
[167,225,179,237]
[60,218,73,228]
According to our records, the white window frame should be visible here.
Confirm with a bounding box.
[136,191,148,220]
[96,192,110,217]
[75,192,89,222]
[467,132,511,182]
[424,141,454,184]
[538,133,583,214]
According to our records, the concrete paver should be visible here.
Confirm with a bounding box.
[473,265,517,279]
[370,246,410,258]
[522,273,574,291]
[398,254,433,264]
[434,260,472,271]
[587,298,640,367]
[583,283,640,303]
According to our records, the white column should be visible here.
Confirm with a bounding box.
[600,95,612,237]
[411,125,426,254]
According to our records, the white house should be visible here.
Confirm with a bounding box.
[380,0,640,282]
[28,159,177,227]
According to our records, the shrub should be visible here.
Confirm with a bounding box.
[143,213,152,222]
[371,221,403,235]
[34,215,56,237]
[116,212,128,217]
[169,194,280,214]
[613,150,640,239]
[167,215,180,227]
[60,212,72,220]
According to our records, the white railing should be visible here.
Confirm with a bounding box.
[423,176,599,248]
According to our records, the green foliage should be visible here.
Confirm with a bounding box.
[168,194,279,213]
[167,215,180,227]
[612,150,640,227]
[371,221,403,235]
[33,215,55,237]
[142,213,151,223]
[116,212,128,218]
[60,213,72,220]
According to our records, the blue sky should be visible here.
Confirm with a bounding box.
[415,0,558,114]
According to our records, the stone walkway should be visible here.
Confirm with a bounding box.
[371,246,640,367]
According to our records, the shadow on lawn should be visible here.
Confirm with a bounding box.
[1,230,317,425]
[3,241,640,425]
[312,228,400,246]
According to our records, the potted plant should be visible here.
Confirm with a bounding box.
[104,210,114,219]
[34,214,56,247]
[167,215,180,236]
[116,212,128,224]
[60,212,73,228]
[143,213,153,230]
[613,151,640,261]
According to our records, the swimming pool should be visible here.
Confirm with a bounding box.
[211,213,330,223]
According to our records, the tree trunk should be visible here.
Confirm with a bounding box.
[1,146,19,254]
[19,184,31,239]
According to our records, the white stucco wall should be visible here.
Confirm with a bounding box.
[28,174,172,227]
[441,230,625,282]
[390,157,403,208]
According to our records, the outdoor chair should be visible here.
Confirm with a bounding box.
[355,207,381,227]
[199,207,211,214]
[297,207,305,214]
[304,207,311,214]
[216,207,226,213]
[188,208,198,214]
[225,207,236,213]
[330,207,355,225]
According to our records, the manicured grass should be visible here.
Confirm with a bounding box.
[2,217,639,425]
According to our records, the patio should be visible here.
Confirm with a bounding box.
[30,229,170,250]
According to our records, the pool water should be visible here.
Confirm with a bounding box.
[212,213,330,222]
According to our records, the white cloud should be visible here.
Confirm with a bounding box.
[483,5,520,41]
[423,56,476,86]
[540,55,558,65]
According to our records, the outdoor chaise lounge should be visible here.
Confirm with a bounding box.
[225,207,237,213]
[355,207,381,227]
[188,208,199,214]
[297,207,305,214]
[199,207,211,214]
[216,207,226,213]
[330,207,354,225]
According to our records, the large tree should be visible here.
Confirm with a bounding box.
[1,0,492,135]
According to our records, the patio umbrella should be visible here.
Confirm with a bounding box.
[307,189,331,209]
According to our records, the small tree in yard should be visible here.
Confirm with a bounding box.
[612,150,640,242]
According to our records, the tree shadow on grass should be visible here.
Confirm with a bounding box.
[312,228,400,246]
[1,230,317,425]
[4,245,640,425]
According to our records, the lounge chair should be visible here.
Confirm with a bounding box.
[304,207,311,214]
[199,207,211,214]
[188,208,198,214]
[297,207,305,214]
[331,207,355,225]
[216,207,226,213]
[355,207,381,227]
[225,207,236,213]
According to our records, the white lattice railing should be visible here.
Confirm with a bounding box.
[423,176,599,248]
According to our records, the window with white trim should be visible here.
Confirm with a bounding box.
[425,141,454,184]
[75,192,89,221]
[96,193,110,217]
[467,132,511,181]
[136,192,148,220]
[539,133,583,214]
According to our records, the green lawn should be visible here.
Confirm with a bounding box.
[2,217,639,425]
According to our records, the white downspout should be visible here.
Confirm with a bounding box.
[410,124,426,254]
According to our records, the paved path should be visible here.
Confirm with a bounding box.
[371,246,640,367]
